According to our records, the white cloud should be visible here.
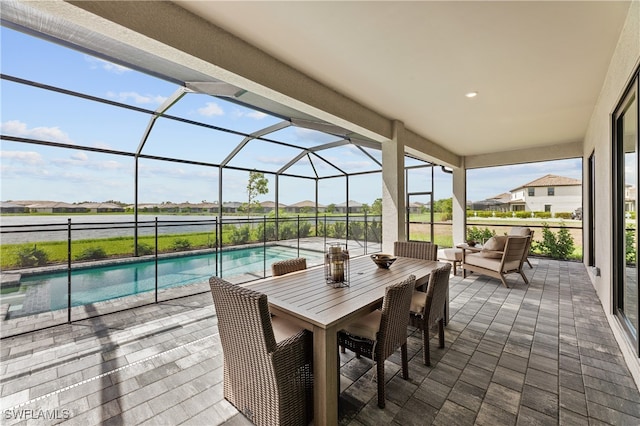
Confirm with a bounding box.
[0,150,45,166]
[1,120,74,144]
[106,91,167,105]
[247,111,268,120]
[71,152,88,161]
[198,102,224,116]
[84,56,131,74]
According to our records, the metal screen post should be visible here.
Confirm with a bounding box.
[297,215,300,257]
[364,212,368,255]
[263,216,267,278]
[155,217,158,303]
[67,218,71,323]
[324,215,327,247]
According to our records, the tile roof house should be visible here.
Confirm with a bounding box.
[509,174,582,214]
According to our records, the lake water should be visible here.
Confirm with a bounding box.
[1,215,242,244]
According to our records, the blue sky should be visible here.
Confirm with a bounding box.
[1,26,581,206]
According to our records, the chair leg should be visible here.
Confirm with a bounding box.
[527,258,532,268]
[438,319,445,348]
[401,343,409,380]
[377,360,385,408]
[423,326,431,366]
[499,273,510,288]
[443,290,449,326]
[520,271,529,285]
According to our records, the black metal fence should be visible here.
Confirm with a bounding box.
[0,214,382,336]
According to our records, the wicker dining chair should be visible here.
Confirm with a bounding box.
[409,263,451,366]
[393,240,450,325]
[272,257,307,276]
[338,275,415,408]
[208,276,313,426]
[393,241,438,261]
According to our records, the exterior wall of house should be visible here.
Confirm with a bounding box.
[583,0,640,386]
[522,185,582,213]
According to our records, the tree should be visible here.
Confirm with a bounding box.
[244,171,269,218]
[361,203,370,215]
[371,198,382,216]
[326,203,336,214]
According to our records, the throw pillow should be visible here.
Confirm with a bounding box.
[483,235,507,251]
[509,227,531,236]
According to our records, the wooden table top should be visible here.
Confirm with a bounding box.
[247,255,443,329]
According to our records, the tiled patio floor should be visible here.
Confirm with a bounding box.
[1,257,640,425]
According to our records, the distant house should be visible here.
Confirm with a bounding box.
[408,202,425,214]
[285,200,325,214]
[470,193,511,212]
[76,202,125,213]
[26,202,85,214]
[260,201,287,213]
[335,200,364,214]
[509,174,581,214]
[0,202,28,213]
[222,202,242,213]
[625,185,636,212]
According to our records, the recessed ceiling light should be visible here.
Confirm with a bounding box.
[465,91,478,98]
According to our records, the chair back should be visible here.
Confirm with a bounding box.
[378,275,415,360]
[394,241,438,260]
[209,276,277,362]
[510,227,534,261]
[501,236,529,272]
[424,263,452,325]
[271,257,307,276]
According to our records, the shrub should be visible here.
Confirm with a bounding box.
[533,223,575,259]
[171,238,192,251]
[75,246,107,261]
[626,227,636,265]
[333,222,346,239]
[466,226,495,243]
[298,221,312,238]
[349,221,364,240]
[137,243,154,256]
[15,245,49,267]
[555,212,573,220]
[278,222,298,240]
[366,219,382,243]
[229,226,250,245]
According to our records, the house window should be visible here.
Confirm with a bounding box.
[528,188,535,196]
[545,205,551,213]
[548,187,555,196]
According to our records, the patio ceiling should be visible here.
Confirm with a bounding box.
[1,1,632,163]
[176,1,631,157]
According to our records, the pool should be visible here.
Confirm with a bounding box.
[7,245,324,316]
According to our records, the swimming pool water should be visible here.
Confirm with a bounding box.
[16,245,323,313]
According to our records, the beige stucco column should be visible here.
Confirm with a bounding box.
[452,161,466,245]
[382,120,406,252]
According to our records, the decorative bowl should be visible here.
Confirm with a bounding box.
[370,254,397,269]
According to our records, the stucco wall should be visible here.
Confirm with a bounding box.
[524,185,582,213]
[583,0,640,386]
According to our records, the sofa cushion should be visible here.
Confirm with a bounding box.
[465,252,520,272]
[480,250,503,259]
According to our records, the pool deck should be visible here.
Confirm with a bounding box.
[1,257,640,425]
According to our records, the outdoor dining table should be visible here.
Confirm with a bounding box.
[246,254,446,426]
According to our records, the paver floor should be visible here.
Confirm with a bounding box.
[1,257,639,425]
